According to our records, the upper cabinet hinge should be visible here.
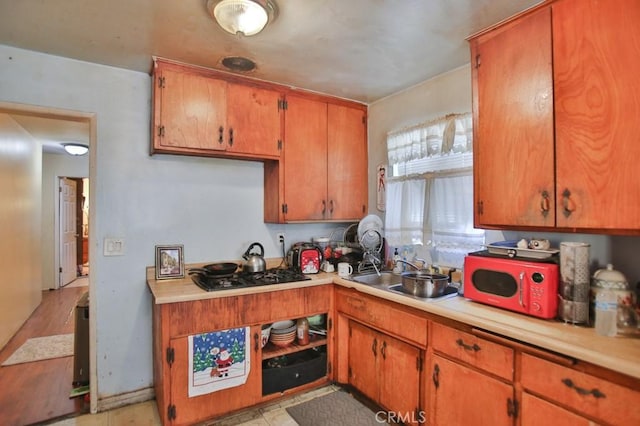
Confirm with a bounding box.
[477,200,484,215]
[167,404,176,420]
[348,366,352,378]
[157,126,165,137]
[278,99,288,111]
[475,54,481,68]
[166,347,175,366]
[282,204,288,214]
[328,318,332,330]
[362,116,366,124]
[417,356,423,372]
[277,139,282,150]
[507,398,519,419]
[327,361,332,374]
[158,76,166,88]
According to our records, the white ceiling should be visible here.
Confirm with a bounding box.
[0,0,541,151]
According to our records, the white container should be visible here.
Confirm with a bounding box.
[595,289,618,337]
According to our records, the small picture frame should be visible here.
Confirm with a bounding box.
[155,244,184,280]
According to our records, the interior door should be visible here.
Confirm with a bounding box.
[59,177,77,287]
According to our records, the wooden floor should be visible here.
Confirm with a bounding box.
[0,285,90,426]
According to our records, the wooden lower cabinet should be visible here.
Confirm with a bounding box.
[348,321,423,424]
[520,393,594,426]
[520,353,640,425]
[429,355,515,426]
[152,285,333,425]
[166,328,262,425]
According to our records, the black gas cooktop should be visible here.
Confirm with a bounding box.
[189,267,311,292]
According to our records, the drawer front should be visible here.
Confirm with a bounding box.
[431,322,514,381]
[336,289,428,347]
[521,353,640,425]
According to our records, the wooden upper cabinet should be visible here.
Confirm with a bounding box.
[471,0,640,234]
[226,82,282,157]
[471,6,554,228]
[153,64,227,152]
[151,59,283,160]
[327,104,368,220]
[282,95,328,221]
[281,96,367,222]
[553,0,640,231]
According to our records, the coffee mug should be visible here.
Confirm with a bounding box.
[321,261,334,273]
[337,262,353,277]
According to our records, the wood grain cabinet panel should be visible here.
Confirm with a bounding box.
[281,96,367,222]
[470,0,640,233]
[348,321,422,425]
[521,353,640,425]
[430,322,514,381]
[429,354,515,426]
[521,393,595,426]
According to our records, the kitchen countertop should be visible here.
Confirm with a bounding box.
[146,266,640,381]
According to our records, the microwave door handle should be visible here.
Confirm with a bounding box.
[518,271,525,307]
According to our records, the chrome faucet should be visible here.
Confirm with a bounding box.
[394,259,421,271]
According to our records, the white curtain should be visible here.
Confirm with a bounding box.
[385,113,484,267]
[384,179,427,246]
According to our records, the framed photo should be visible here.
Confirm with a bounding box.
[155,244,184,280]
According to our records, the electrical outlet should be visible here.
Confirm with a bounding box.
[277,233,285,244]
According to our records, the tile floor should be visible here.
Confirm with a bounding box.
[48,384,341,426]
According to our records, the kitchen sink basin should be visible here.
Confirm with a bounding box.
[349,272,459,303]
[350,272,402,287]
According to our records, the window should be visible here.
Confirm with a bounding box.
[385,113,484,268]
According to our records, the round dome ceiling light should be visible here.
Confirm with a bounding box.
[63,143,89,156]
[208,0,278,37]
[221,56,257,72]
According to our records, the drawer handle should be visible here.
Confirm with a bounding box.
[540,191,550,217]
[561,378,606,399]
[432,363,440,389]
[218,126,224,144]
[381,341,387,360]
[253,332,259,353]
[372,338,377,356]
[456,338,481,352]
[228,127,234,146]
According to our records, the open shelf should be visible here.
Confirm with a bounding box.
[262,334,327,360]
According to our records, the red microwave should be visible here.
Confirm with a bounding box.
[463,252,559,319]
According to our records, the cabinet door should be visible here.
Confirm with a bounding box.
[553,0,640,230]
[348,321,379,402]
[168,329,261,425]
[471,7,554,227]
[283,95,328,220]
[379,335,422,425]
[327,104,368,220]
[227,83,282,158]
[154,66,227,152]
[521,393,593,426]
[430,355,514,426]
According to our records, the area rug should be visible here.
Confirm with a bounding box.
[1,333,74,366]
[286,390,381,426]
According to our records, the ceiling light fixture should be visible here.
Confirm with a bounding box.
[63,143,89,156]
[207,0,277,37]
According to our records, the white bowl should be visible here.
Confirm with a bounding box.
[271,320,295,331]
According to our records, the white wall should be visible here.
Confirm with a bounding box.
[0,114,42,348]
[41,152,89,289]
[0,45,349,405]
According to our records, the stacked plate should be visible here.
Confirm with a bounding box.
[269,320,296,347]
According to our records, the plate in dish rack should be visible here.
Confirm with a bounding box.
[486,241,559,259]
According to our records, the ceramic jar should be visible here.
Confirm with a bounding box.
[591,264,639,336]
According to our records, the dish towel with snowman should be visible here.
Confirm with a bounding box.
[188,327,251,397]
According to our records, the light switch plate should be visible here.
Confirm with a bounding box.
[104,238,125,256]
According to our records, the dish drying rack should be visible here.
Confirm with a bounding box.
[357,229,384,274]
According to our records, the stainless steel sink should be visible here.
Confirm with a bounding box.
[349,272,459,303]
[350,272,402,287]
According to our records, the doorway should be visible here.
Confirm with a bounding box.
[59,176,90,288]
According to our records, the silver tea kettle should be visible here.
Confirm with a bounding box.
[242,242,266,273]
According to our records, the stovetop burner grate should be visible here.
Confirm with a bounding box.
[190,267,310,292]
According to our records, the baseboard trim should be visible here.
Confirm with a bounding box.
[96,387,155,412]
